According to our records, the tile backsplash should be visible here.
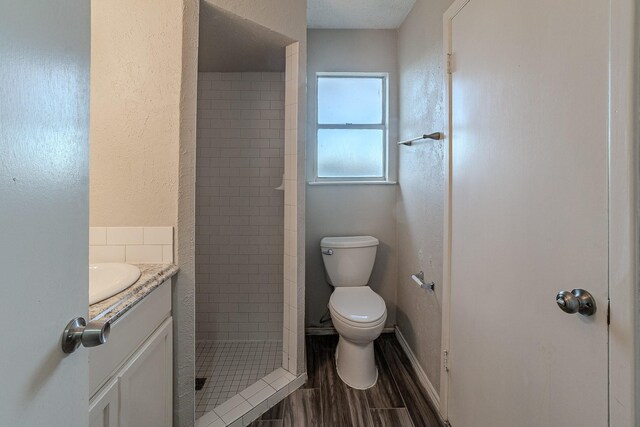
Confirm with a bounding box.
[89,226,173,264]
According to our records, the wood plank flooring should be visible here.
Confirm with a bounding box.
[248,334,443,427]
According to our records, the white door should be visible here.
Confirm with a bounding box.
[447,0,609,426]
[0,1,91,426]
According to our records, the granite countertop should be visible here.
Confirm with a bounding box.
[89,263,179,323]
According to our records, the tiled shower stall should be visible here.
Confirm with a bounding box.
[194,43,302,421]
[195,70,284,413]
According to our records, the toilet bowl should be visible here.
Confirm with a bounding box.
[329,287,387,389]
[321,236,386,389]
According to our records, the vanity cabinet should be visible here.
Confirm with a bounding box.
[119,318,172,426]
[89,378,118,427]
[89,280,173,427]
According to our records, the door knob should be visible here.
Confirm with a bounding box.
[61,317,110,354]
[555,289,596,316]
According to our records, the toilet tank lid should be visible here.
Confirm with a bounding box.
[320,236,379,248]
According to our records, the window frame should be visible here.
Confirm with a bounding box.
[312,72,390,183]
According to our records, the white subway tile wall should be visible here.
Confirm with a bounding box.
[196,72,285,342]
[89,226,174,264]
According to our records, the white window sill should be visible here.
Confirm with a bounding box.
[307,181,397,186]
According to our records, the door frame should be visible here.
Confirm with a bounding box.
[439,0,637,424]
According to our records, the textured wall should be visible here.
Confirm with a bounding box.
[396,0,453,396]
[195,72,285,341]
[305,30,399,328]
[90,0,182,227]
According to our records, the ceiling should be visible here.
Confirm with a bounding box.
[199,2,292,72]
[307,0,416,29]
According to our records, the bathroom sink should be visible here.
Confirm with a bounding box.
[89,263,141,304]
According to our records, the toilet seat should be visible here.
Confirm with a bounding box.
[329,287,386,327]
[331,308,387,330]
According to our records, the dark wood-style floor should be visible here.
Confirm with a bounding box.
[248,334,443,427]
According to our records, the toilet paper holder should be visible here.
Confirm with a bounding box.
[411,271,435,291]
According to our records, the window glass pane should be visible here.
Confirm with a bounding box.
[318,77,383,124]
[317,129,384,178]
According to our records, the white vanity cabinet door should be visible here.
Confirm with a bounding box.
[89,378,119,427]
[119,317,173,427]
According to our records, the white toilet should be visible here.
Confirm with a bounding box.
[321,235,387,389]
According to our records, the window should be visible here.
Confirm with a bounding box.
[314,73,389,182]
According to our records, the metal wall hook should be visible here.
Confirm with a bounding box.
[61,317,110,354]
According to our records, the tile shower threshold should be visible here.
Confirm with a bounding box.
[195,368,307,427]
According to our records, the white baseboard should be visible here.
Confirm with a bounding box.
[394,326,444,420]
[305,327,338,335]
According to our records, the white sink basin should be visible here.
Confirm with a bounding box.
[89,263,141,304]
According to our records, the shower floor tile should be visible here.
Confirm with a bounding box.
[195,340,282,418]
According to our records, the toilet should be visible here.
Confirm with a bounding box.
[321,235,387,389]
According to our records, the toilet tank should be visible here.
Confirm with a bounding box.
[320,236,379,287]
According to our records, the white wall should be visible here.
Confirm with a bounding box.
[396,0,454,395]
[306,30,399,328]
[198,3,291,73]
[204,0,306,43]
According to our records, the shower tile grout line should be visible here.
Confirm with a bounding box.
[195,340,283,414]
